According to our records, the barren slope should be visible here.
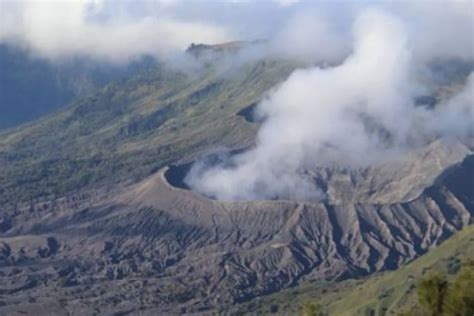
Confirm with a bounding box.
[0,137,472,314]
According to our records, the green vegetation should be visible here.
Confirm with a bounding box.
[0,59,301,207]
[399,263,474,316]
[444,264,474,315]
[300,302,327,316]
[416,272,449,315]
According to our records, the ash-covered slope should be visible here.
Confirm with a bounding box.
[0,138,472,315]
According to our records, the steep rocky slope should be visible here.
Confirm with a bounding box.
[231,222,474,315]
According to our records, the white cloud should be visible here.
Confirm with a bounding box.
[0,0,472,63]
[0,0,230,62]
[269,10,349,63]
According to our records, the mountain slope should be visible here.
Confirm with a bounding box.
[324,224,474,316]
[0,139,472,314]
[234,224,474,315]
[0,55,473,314]
[0,58,300,207]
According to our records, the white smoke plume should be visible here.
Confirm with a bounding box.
[268,10,350,64]
[430,73,474,138]
[185,8,474,201]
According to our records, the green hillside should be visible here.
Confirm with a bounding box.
[0,59,301,207]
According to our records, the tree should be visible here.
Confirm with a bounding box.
[417,273,448,316]
[300,302,326,316]
[444,263,474,316]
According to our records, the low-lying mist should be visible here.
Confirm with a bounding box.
[185,9,474,201]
